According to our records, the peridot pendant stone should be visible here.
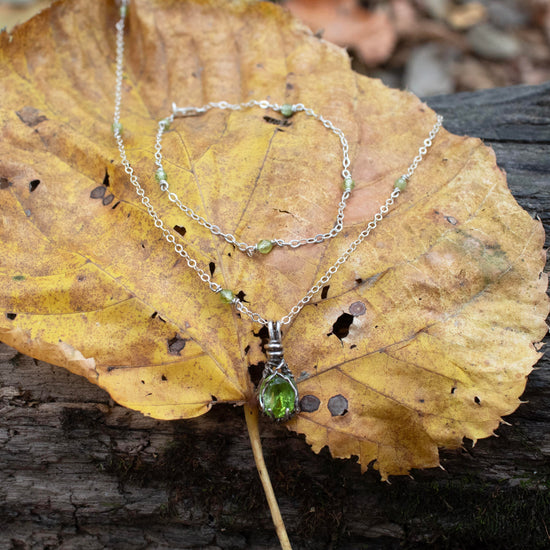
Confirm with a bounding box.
[260,374,297,420]
[257,239,273,254]
[258,321,299,421]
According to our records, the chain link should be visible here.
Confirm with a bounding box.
[113,2,443,326]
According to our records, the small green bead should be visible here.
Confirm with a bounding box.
[220,289,235,304]
[112,121,123,134]
[160,117,171,130]
[280,104,294,118]
[120,4,128,17]
[155,168,167,182]
[394,176,407,191]
[343,177,355,192]
[257,239,273,254]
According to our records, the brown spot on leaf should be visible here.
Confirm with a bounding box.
[16,106,47,127]
[328,394,348,417]
[90,186,106,199]
[168,334,188,355]
[0,177,12,189]
[102,194,114,206]
[349,301,366,316]
[300,394,320,413]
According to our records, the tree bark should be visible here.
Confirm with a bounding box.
[1,82,549,550]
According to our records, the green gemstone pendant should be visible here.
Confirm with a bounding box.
[257,321,299,421]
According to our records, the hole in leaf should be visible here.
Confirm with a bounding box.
[168,334,187,355]
[355,278,363,285]
[102,169,110,187]
[451,387,457,394]
[300,395,320,413]
[161,374,167,381]
[236,290,247,302]
[151,312,166,323]
[474,396,481,405]
[255,325,269,340]
[90,186,106,199]
[248,361,265,386]
[141,380,145,385]
[211,395,218,402]
[6,313,17,320]
[111,201,120,210]
[102,194,114,206]
[350,344,356,349]
[445,215,458,225]
[174,225,186,237]
[0,177,12,189]
[328,394,348,416]
[209,262,215,277]
[244,345,250,355]
[328,312,354,340]
[29,179,40,192]
[321,285,330,300]
[263,115,292,127]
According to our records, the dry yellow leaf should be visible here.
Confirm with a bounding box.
[0,0,547,482]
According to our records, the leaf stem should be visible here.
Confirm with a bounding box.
[244,403,292,550]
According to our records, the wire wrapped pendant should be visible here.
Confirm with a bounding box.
[258,321,299,421]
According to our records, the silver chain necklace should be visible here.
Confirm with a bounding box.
[156,100,354,257]
[113,1,443,421]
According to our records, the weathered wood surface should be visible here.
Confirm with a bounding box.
[1,82,549,550]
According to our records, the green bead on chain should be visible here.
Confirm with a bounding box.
[343,178,355,192]
[155,168,167,182]
[280,104,294,118]
[257,239,274,254]
[219,289,235,304]
[394,176,407,191]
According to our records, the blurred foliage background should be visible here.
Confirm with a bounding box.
[1,0,549,96]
